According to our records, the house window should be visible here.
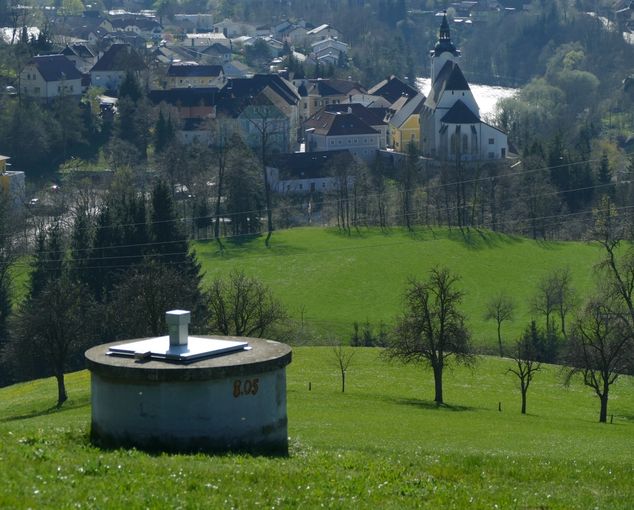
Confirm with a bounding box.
[299,184,303,189]
[488,138,494,144]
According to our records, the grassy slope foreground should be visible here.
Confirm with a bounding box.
[0,348,632,508]
[195,227,602,346]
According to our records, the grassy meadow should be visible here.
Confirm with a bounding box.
[194,227,604,347]
[0,347,633,508]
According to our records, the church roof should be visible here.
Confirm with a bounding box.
[440,100,480,124]
[424,61,471,110]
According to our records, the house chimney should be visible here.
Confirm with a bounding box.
[166,310,190,346]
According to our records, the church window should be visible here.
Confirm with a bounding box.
[450,134,458,155]
[462,134,468,152]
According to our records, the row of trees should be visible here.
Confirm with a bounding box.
[384,198,634,423]
[0,177,288,406]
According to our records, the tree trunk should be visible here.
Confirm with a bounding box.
[341,370,346,393]
[214,161,224,252]
[433,363,443,405]
[521,387,527,414]
[56,371,67,408]
[497,321,503,357]
[263,168,273,248]
[599,390,608,423]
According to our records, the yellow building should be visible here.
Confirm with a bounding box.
[389,93,426,152]
[0,155,26,206]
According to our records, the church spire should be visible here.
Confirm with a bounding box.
[439,11,451,41]
[432,11,460,58]
[430,11,461,84]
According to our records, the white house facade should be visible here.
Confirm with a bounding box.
[20,55,82,101]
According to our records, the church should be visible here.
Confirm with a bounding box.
[420,13,508,162]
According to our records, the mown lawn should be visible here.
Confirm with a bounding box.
[194,227,604,347]
[1,347,632,509]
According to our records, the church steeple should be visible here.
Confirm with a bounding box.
[432,11,460,58]
[430,11,461,84]
[439,12,451,41]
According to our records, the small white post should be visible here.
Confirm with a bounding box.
[166,310,190,346]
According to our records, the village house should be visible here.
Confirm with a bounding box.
[212,19,258,38]
[0,155,25,207]
[90,43,146,93]
[163,62,225,89]
[266,150,354,194]
[304,109,381,163]
[217,74,301,153]
[293,78,367,122]
[109,15,163,41]
[312,103,389,149]
[20,55,83,101]
[310,38,348,67]
[60,43,97,74]
[306,24,340,44]
[389,92,426,151]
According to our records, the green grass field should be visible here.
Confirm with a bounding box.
[0,348,632,508]
[194,227,604,347]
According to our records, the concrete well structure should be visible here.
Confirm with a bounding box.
[85,314,292,455]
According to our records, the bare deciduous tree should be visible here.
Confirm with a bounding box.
[508,322,542,414]
[566,297,633,423]
[385,267,473,405]
[484,291,515,357]
[531,266,577,341]
[331,343,355,393]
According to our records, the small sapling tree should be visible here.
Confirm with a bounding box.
[484,291,515,357]
[385,267,473,405]
[332,342,355,393]
[508,322,542,414]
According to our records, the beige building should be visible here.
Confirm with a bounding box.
[20,55,82,101]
